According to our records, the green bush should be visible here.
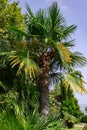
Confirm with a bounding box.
[82,124,87,130]
[80,115,87,123]
[64,113,76,128]
[61,98,83,118]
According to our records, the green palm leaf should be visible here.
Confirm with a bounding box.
[70,51,87,67]
[63,40,75,48]
[63,70,87,93]
[9,50,40,78]
[25,3,34,18]
[63,25,77,38]
[9,25,38,38]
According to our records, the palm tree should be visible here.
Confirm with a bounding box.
[25,2,76,115]
[9,2,87,116]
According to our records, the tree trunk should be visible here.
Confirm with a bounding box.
[39,52,50,116]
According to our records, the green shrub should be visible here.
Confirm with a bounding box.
[82,124,87,130]
[46,113,66,130]
[0,107,66,130]
[64,113,76,128]
[80,115,87,123]
[61,98,83,118]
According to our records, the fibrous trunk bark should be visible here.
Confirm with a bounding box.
[39,52,50,116]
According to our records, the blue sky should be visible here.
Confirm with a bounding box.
[18,0,87,107]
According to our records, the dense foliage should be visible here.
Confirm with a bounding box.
[64,113,76,128]
[80,115,87,123]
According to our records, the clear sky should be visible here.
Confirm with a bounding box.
[18,0,87,107]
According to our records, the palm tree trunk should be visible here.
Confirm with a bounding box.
[39,52,50,116]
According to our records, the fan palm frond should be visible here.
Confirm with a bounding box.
[9,50,40,78]
[45,38,72,66]
[63,25,77,39]
[49,72,60,85]
[25,3,34,18]
[70,51,87,67]
[49,2,66,28]
[57,42,72,64]
[63,40,75,48]
[63,70,87,93]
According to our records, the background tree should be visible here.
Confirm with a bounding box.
[49,74,84,118]
[61,87,83,118]
[0,0,26,111]
[0,0,25,84]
